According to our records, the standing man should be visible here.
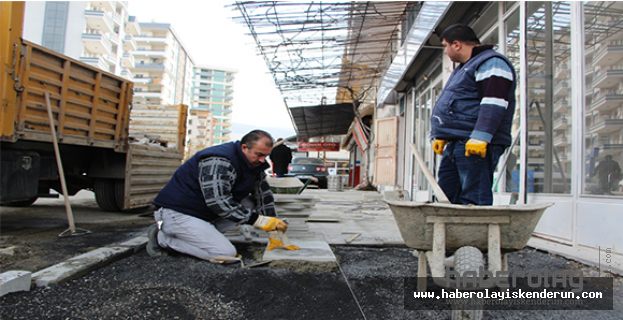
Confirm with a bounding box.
[147,130,287,261]
[270,138,292,177]
[430,24,517,205]
[592,155,621,195]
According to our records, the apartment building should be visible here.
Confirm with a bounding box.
[23,1,140,79]
[189,66,235,147]
[185,109,213,158]
[131,22,193,108]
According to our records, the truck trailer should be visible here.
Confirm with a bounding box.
[1,2,183,211]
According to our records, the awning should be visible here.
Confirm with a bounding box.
[289,103,355,139]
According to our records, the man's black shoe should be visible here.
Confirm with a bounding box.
[146,224,166,257]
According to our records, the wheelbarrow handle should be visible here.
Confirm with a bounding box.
[410,143,450,203]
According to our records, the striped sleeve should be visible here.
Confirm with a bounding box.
[198,157,258,224]
[254,173,276,217]
[470,57,514,143]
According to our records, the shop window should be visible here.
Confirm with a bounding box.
[525,2,572,194]
[582,2,623,196]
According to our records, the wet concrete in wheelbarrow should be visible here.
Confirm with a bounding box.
[1,245,621,320]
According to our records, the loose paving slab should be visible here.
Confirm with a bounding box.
[262,238,336,263]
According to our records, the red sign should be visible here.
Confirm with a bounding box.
[298,142,340,152]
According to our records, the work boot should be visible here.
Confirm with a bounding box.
[146,224,166,257]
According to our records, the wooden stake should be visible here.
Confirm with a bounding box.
[44,92,78,235]
[410,143,450,203]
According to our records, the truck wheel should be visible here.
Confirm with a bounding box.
[1,197,38,207]
[451,246,484,320]
[94,179,123,211]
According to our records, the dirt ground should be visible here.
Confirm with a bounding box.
[0,191,154,272]
[1,246,621,320]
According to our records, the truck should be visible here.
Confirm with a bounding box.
[1,2,184,211]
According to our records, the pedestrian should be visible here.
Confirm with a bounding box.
[592,155,621,195]
[430,24,517,205]
[269,138,292,177]
[147,130,287,262]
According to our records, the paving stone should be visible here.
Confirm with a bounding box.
[262,239,336,263]
[0,270,31,297]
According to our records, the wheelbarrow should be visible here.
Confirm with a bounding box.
[386,144,552,320]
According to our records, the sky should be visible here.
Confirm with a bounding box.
[127,0,296,140]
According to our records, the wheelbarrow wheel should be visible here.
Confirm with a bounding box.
[451,246,484,320]
[453,246,484,277]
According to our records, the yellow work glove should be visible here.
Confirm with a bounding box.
[465,139,488,158]
[267,231,300,251]
[432,139,446,155]
[253,215,288,232]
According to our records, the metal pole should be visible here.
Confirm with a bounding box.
[544,2,554,193]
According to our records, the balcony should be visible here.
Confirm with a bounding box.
[123,35,137,52]
[79,56,108,70]
[134,91,162,98]
[120,68,133,80]
[90,1,115,12]
[134,36,168,43]
[553,116,569,131]
[553,134,568,147]
[589,93,623,113]
[132,78,152,84]
[554,99,569,113]
[553,81,569,98]
[125,16,141,36]
[81,33,112,56]
[121,53,135,68]
[593,69,623,89]
[602,143,623,150]
[132,50,166,57]
[588,118,623,135]
[133,63,165,71]
[84,9,115,34]
[594,44,623,67]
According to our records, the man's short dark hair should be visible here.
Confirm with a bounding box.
[241,130,273,148]
[440,24,480,45]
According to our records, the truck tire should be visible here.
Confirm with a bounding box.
[451,246,484,320]
[1,197,38,207]
[94,179,123,212]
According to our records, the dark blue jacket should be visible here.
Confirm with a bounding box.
[431,48,516,146]
[153,141,268,222]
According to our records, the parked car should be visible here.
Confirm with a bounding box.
[287,157,328,189]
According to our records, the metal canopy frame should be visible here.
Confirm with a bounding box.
[233,1,414,136]
[289,102,355,138]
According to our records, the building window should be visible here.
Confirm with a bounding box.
[42,2,69,53]
[583,1,623,197]
[525,2,572,194]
